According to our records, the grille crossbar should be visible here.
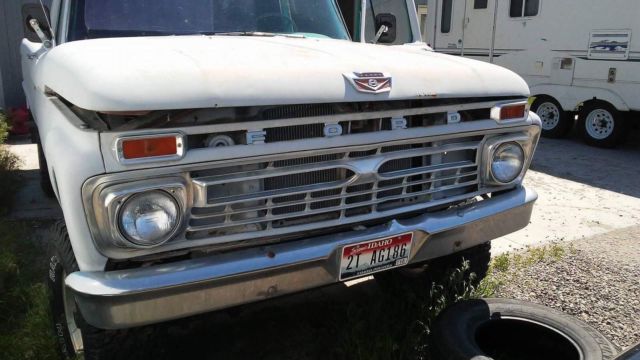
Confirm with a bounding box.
[190,168,479,220]
[187,137,483,241]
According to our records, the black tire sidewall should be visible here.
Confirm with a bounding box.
[47,238,76,359]
[531,97,571,138]
[579,102,627,148]
[431,298,618,360]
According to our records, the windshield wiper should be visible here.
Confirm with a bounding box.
[203,31,305,38]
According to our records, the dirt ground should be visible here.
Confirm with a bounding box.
[493,130,640,253]
[496,225,640,351]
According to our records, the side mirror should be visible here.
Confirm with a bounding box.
[374,13,397,44]
[22,4,52,45]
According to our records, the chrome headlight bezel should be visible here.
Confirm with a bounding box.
[88,177,189,251]
[482,134,535,186]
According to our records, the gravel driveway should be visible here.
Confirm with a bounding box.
[495,225,640,350]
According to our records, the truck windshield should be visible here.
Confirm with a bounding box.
[68,0,350,41]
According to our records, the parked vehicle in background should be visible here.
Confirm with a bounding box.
[22,0,540,358]
[426,0,640,147]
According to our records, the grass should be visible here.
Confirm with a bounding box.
[473,243,570,299]
[0,220,58,360]
[0,110,23,215]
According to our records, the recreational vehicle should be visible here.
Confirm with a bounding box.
[426,0,640,147]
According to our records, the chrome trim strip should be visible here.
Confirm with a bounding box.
[100,119,533,173]
[133,101,506,136]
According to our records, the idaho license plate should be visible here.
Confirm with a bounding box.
[339,233,414,281]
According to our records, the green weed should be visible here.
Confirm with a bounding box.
[0,221,58,360]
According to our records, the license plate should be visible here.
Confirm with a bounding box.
[339,233,413,281]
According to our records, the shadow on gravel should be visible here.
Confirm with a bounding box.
[530,129,640,199]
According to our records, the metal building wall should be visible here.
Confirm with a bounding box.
[0,0,51,109]
[0,62,4,110]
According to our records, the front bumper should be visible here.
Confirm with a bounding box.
[67,186,537,330]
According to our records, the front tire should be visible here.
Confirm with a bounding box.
[531,97,572,138]
[48,220,140,360]
[579,102,628,148]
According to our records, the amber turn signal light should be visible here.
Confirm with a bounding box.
[121,136,180,160]
[491,102,528,122]
[500,104,527,120]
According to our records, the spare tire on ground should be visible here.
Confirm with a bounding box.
[430,298,618,360]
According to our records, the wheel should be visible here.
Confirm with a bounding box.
[531,97,572,138]
[48,220,148,359]
[430,298,619,360]
[374,243,491,290]
[37,139,55,198]
[579,102,628,148]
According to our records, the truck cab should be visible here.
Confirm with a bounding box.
[21,1,540,358]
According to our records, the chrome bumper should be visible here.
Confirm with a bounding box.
[67,186,537,330]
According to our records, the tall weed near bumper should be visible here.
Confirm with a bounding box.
[333,261,479,360]
[0,221,58,360]
[0,111,22,215]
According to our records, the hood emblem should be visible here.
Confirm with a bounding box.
[344,72,392,94]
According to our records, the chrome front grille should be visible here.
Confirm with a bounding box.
[187,136,483,244]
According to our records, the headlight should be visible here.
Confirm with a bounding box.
[491,142,525,183]
[118,190,180,247]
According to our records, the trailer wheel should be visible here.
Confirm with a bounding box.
[579,102,628,148]
[531,97,572,138]
[430,298,619,360]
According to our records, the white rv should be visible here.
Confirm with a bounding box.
[426,0,640,147]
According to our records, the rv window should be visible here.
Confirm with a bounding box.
[524,0,539,16]
[474,0,488,9]
[441,0,452,33]
[510,0,539,17]
[509,0,523,17]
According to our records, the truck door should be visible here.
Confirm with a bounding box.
[430,0,466,54]
[461,0,496,58]
[344,0,421,44]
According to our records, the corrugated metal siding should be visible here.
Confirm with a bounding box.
[0,0,52,109]
[0,64,4,109]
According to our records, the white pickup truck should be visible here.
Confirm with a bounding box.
[22,0,540,358]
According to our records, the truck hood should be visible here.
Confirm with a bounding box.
[38,36,530,112]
